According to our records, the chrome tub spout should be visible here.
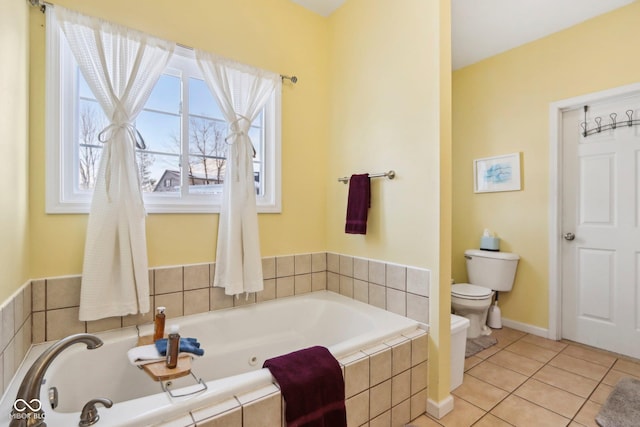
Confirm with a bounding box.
[10,333,103,427]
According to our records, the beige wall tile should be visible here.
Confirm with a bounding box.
[353,279,368,303]
[191,398,240,424]
[311,252,326,273]
[3,340,15,392]
[410,332,429,366]
[32,311,45,344]
[346,390,369,427]
[410,388,428,420]
[185,289,210,315]
[391,398,411,426]
[339,255,353,277]
[370,379,391,419]
[344,354,370,398]
[294,274,312,295]
[339,276,353,298]
[257,279,276,303]
[184,264,210,291]
[368,261,385,285]
[87,316,122,333]
[411,361,428,394]
[0,353,5,402]
[262,257,276,280]
[155,292,184,318]
[155,267,183,295]
[158,414,195,426]
[368,347,392,386]
[311,272,326,292]
[211,287,234,311]
[327,272,339,293]
[369,410,390,427]
[276,276,294,298]
[195,407,242,427]
[1,302,15,351]
[294,254,311,275]
[233,293,256,308]
[387,338,410,376]
[242,393,281,427]
[276,256,294,277]
[122,306,154,328]
[47,307,85,341]
[13,289,24,332]
[407,294,428,324]
[369,284,386,309]
[386,288,406,317]
[32,279,45,312]
[407,267,430,297]
[386,264,406,291]
[353,257,369,281]
[392,369,411,406]
[327,253,339,273]
[46,276,81,309]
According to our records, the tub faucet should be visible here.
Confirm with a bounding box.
[10,333,103,427]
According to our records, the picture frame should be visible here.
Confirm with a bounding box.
[474,152,521,193]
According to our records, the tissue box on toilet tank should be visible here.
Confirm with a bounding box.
[480,236,500,251]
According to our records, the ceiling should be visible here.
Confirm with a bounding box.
[289,0,636,70]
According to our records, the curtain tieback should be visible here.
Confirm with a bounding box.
[97,120,146,208]
[225,114,255,181]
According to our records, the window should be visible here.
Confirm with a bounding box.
[46,19,281,214]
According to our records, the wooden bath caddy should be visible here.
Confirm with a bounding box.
[137,335,192,382]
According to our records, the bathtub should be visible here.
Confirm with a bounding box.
[1,291,422,426]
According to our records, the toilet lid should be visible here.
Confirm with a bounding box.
[451,283,492,299]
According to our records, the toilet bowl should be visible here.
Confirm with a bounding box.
[451,283,494,338]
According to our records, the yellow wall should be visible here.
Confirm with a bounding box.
[0,0,30,302]
[28,0,330,278]
[328,0,451,402]
[452,2,640,329]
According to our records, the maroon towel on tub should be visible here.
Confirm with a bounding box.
[263,346,347,427]
[345,173,370,234]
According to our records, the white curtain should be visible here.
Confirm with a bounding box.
[196,51,280,296]
[55,7,174,320]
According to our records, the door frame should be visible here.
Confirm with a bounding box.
[548,81,640,340]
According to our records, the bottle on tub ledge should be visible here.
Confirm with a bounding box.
[166,325,180,369]
[153,306,166,341]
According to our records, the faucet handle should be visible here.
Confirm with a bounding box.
[79,398,113,427]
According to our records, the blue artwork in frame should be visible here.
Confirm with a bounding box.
[474,153,522,193]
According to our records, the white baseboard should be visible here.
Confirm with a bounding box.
[500,317,550,339]
[427,395,454,419]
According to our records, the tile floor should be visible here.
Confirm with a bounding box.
[409,327,640,427]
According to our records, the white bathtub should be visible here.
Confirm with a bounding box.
[1,291,421,426]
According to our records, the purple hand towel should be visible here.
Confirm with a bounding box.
[263,346,347,427]
[345,173,370,234]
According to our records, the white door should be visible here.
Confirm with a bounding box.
[561,94,640,358]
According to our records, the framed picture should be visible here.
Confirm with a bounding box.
[474,152,521,193]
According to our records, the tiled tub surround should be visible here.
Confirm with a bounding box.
[0,252,431,408]
[0,292,427,427]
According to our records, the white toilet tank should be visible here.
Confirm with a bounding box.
[464,249,519,292]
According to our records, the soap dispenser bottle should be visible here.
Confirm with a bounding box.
[153,306,166,341]
[166,325,180,369]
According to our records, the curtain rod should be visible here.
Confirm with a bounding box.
[28,1,298,84]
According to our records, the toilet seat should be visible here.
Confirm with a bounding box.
[451,283,492,300]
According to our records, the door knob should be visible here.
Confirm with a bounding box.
[563,232,576,241]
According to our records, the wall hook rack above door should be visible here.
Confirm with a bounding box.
[580,105,640,137]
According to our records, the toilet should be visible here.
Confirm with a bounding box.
[451,249,519,339]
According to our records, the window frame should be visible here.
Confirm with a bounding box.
[45,16,281,214]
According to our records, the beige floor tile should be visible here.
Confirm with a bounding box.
[532,365,598,398]
[491,328,526,348]
[548,353,609,381]
[573,400,601,427]
[474,344,501,360]
[589,383,614,405]
[612,358,640,377]
[487,349,544,376]
[602,368,640,386]
[490,395,570,427]
[452,374,509,411]
[472,413,512,427]
[464,355,483,372]
[430,397,485,427]
[467,361,528,392]
[408,414,443,426]
[561,344,617,367]
[513,378,586,419]
[504,340,559,363]
[520,334,568,353]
